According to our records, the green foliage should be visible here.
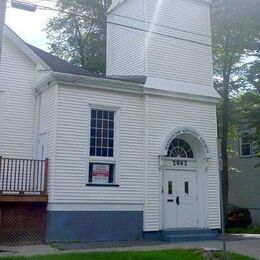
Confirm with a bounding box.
[212,0,260,120]
[235,59,260,166]
[45,0,112,74]
[211,0,260,219]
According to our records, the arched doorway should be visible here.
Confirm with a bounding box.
[160,127,210,229]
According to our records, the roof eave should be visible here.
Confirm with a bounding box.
[34,72,144,94]
[4,25,51,71]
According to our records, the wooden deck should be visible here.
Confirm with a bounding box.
[0,194,48,202]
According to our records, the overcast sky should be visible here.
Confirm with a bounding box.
[5,1,57,51]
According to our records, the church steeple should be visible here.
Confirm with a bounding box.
[106,0,217,97]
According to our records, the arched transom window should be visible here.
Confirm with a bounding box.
[167,138,194,158]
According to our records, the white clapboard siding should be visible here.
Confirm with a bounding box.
[229,162,260,225]
[107,0,213,87]
[106,0,145,76]
[146,0,211,37]
[229,163,260,209]
[146,0,212,85]
[146,34,213,85]
[145,95,220,231]
[38,85,57,200]
[229,140,260,224]
[52,84,144,204]
[0,36,37,158]
[229,153,260,224]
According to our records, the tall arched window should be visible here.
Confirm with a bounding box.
[167,138,194,158]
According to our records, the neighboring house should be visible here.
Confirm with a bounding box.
[0,0,221,243]
[229,128,260,224]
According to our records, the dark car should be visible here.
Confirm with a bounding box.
[227,204,252,227]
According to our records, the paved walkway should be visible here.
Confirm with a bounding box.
[0,234,259,259]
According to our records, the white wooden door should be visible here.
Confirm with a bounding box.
[163,170,198,229]
[37,133,48,160]
[176,172,198,228]
[163,171,178,229]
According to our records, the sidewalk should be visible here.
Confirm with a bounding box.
[0,234,259,259]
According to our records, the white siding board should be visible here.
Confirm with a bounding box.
[146,0,211,37]
[106,0,145,76]
[146,34,213,85]
[53,85,145,204]
[107,0,213,88]
[0,37,37,158]
[145,95,220,230]
[38,85,57,200]
[229,153,260,224]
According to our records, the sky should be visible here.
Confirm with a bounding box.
[5,1,57,51]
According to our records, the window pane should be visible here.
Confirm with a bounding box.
[167,138,194,158]
[168,181,172,195]
[109,130,114,138]
[97,111,102,119]
[91,119,96,128]
[103,120,108,129]
[90,109,115,158]
[90,128,96,137]
[90,147,95,156]
[109,120,114,129]
[102,148,108,157]
[108,148,113,157]
[102,138,108,147]
[97,138,101,146]
[90,138,95,147]
[242,133,250,144]
[91,110,96,119]
[97,119,102,128]
[103,130,108,138]
[185,181,189,195]
[96,148,101,156]
[242,144,251,156]
[109,139,113,148]
[97,129,102,137]
[103,111,108,119]
[109,112,114,120]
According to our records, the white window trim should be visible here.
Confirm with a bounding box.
[86,104,120,185]
[239,129,252,158]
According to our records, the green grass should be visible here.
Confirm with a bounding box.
[1,249,256,260]
[212,251,256,260]
[0,249,204,260]
[226,225,260,234]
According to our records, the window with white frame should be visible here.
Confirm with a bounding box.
[88,108,117,185]
[239,130,252,157]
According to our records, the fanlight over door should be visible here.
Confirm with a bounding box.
[167,138,194,158]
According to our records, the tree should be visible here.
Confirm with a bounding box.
[211,0,260,222]
[45,0,111,74]
[235,60,260,166]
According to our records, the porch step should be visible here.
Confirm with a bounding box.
[161,229,219,242]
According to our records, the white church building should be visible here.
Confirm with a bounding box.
[0,0,220,242]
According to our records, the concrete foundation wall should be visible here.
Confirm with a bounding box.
[46,211,143,242]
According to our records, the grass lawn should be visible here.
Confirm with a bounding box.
[212,251,256,260]
[226,225,260,234]
[1,249,257,260]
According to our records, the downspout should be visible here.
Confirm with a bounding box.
[34,89,41,159]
